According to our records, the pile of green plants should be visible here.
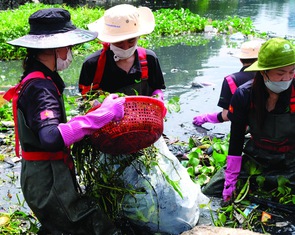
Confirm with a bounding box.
[71,91,182,217]
[72,138,164,220]
[0,3,263,60]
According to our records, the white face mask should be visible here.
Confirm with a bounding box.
[264,72,293,93]
[110,44,137,61]
[264,79,293,93]
[56,48,73,71]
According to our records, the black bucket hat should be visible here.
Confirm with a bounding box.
[7,8,98,49]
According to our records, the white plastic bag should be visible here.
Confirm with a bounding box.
[120,136,209,234]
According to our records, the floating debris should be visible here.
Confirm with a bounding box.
[191,82,204,88]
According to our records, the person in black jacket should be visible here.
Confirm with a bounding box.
[202,38,295,203]
[79,4,165,100]
[4,8,124,235]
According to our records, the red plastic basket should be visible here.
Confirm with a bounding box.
[89,96,166,155]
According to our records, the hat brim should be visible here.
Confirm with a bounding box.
[245,61,295,71]
[88,7,155,43]
[232,53,258,59]
[7,28,97,49]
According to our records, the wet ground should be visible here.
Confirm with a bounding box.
[0,127,25,213]
[0,160,23,209]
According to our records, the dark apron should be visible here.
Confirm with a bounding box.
[21,160,118,235]
[243,110,295,191]
[202,111,295,197]
[18,91,118,235]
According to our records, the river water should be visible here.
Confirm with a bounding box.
[1,1,295,233]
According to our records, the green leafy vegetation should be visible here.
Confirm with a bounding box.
[0,102,13,132]
[0,103,13,121]
[0,210,39,234]
[180,135,229,186]
[0,3,104,60]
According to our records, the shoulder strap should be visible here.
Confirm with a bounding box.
[3,71,47,157]
[92,42,110,93]
[79,42,109,96]
[290,83,295,113]
[137,47,148,79]
[225,75,238,95]
[3,72,46,102]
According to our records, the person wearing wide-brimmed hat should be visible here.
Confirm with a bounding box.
[201,37,295,202]
[78,4,165,99]
[193,39,264,126]
[4,8,124,235]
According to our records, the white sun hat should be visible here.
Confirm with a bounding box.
[88,4,155,43]
[233,39,265,59]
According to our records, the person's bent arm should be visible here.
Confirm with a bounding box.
[39,125,65,151]
[221,109,229,122]
[223,119,247,201]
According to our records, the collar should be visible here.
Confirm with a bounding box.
[24,59,65,94]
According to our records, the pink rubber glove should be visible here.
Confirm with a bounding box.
[58,94,125,146]
[152,89,164,101]
[192,112,220,126]
[223,155,242,202]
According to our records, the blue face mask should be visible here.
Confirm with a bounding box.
[264,72,293,93]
